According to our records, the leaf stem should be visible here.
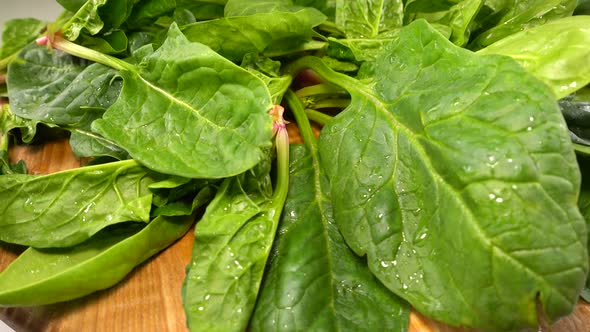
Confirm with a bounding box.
[305,108,333,126]
[285,90,318,149]
[294,83,346,98]
[270,105,290,203]
[37,33,136,73]
[283,56,360,92]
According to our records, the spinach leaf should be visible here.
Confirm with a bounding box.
[302,20,586,330]
[251,138,409,330]
[180,4,326,62]
[182,128,289,332]
[335,0,403,39]
[61,0,109,40]
[0,160,156,248]
[7,44,121,128]
[69,128,129,160]
[468,0,577,49]
[125,0,176,29]
[77,30,129,55]
[241,54,292,104]
[0,19,46,60]
[478,15,590,99]
[91,24,274,179]
[404,0,482,46]
[0,213,194,306]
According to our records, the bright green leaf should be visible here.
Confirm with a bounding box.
[315,20,587,330]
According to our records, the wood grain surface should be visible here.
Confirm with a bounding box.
[1,137,590,332]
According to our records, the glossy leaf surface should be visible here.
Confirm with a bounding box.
[478,15,590,99]
[318,20,587,331]
[7,44,121,128]
[180,6,326,62]
[0,213,194,306]
[251,144,410,331]
[0,160,155,248]
[92,24,273,179]
[182,152,285,332]
[468,0,577,49]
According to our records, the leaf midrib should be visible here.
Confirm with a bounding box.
[344,77,575,306]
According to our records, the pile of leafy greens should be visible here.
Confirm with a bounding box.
[1,0,590,331]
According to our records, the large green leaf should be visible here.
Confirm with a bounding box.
[180,6,326,62]
[7,44,121,128]
[0,213,194,306]
[92,24,273,179]
[182,151,287,332]
[335,0,403,39]
[0,160,156,248]
[468,0,577,49]
[251,143,410,331]
[316,20,587,330]
[478,15,590,99]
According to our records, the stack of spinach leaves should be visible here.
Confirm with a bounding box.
[1,0,590,331]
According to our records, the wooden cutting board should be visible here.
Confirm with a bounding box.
[1,137,590,332]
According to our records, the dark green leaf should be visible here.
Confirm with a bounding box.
[251,144,410,331]
[317,20,587,330]
[180,7,326,62]
[126,0,176,29]
[92,24,273,178]
[78,30,129,55]
[7,44,121,128]
[0,213,194,306]
[0,160,156,248]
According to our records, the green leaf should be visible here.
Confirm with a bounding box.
[62,0,109,40]
[468,0,577,49]
[7,44,121,128]
[0,160,157,248]
[241,54,292,104]
[335,0,403,39]
[0,213,194,306]
[182,150,286,332]
[251,143,410,331]
[1,18,46,59]
[125,0,176,28]
[77,30,129,55]
[92,24,273,178]
[180,6,326,62]
[478,15,590,99]
[404,0,483,46]
[69,128,130,160]
[315,20,587,330]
